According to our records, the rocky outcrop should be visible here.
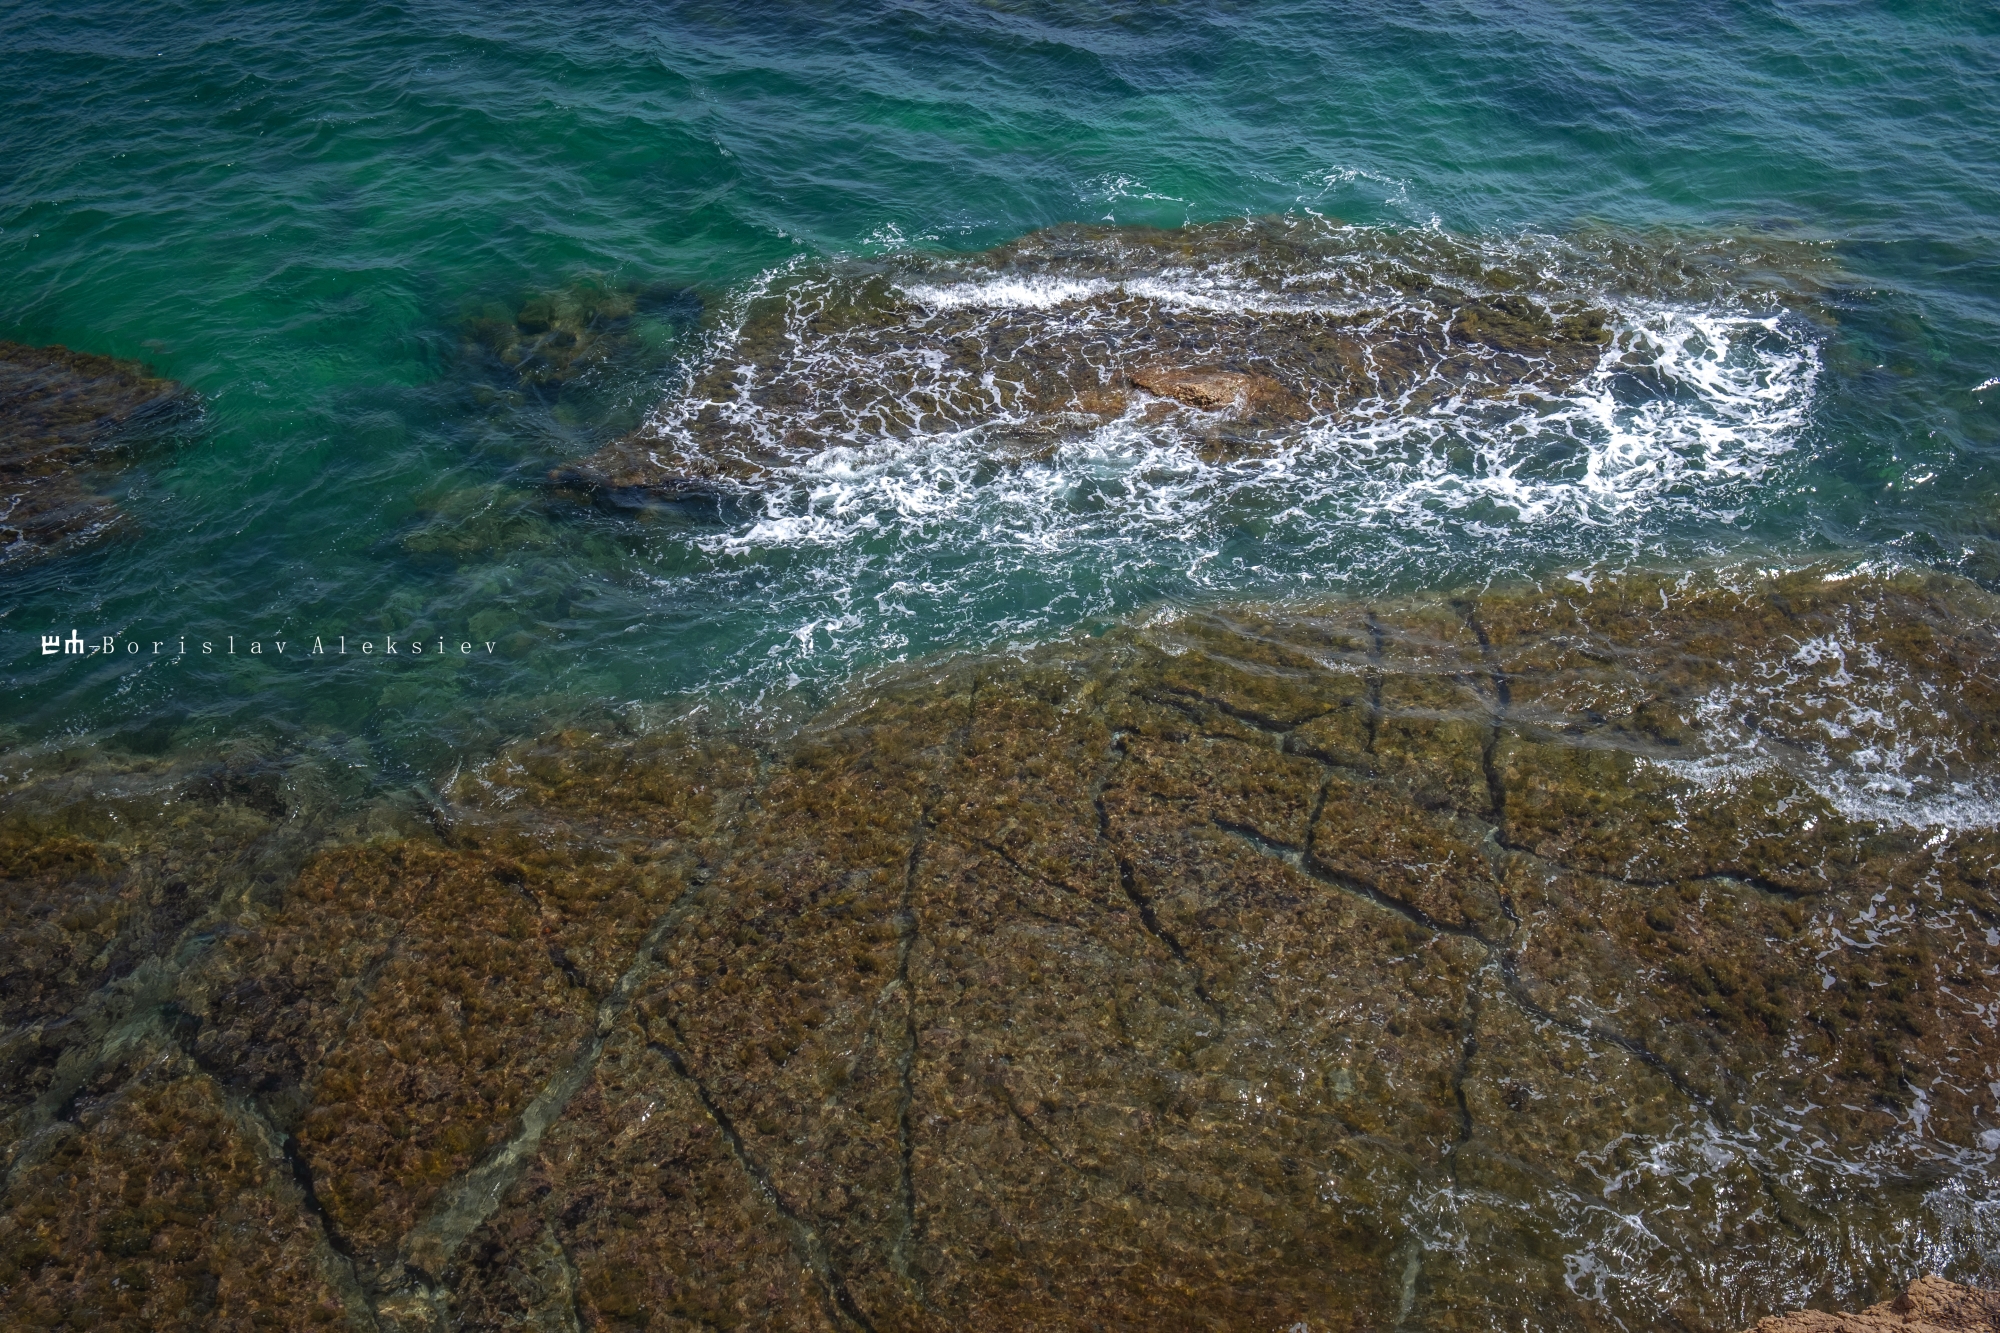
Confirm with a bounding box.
[1125,364,1306,425]
[1748,1277,2000,1332]
[548,217,1690,502]
[4,566,1999,1330]
[0,341,184,563]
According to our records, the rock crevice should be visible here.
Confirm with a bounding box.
[7,568,2000,1330]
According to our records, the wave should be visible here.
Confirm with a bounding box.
[585,217,1824,533]
[554,217,1840,709]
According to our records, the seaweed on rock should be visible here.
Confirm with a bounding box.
[4,567,2000,1330]
[548,217,1837,508]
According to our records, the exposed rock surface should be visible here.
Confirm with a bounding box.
[1748,1276,2000,1332]
[1126,365,1299,415]
[4,566,2000,1330]
[0,341,185,563]
[553,218,1797,504]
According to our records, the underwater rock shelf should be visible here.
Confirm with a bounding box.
[5,566,2000,1330]
[0,342,185,565]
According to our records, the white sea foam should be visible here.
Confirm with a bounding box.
[692,297,1818,556]
[1532,1093,2000,1330]
[897,276,1110,310]
[1619,590,2000,830]
[1262,305,1821,536]
[620,224,1849,723]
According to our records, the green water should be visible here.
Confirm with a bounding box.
[3,0,1998,772]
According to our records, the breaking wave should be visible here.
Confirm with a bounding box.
[597,218,1836,707]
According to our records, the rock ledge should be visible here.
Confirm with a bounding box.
[1748,1277,2000,1333]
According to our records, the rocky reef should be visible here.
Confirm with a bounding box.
[0,342,185,564]
[1747,1276,2000,1331]
[3,565,1999,1330]
[549,218,1830,508]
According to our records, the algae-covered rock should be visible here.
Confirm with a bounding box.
[546,217,1663,502]
[4,566,2000,1331]
[0,341,185,562]
[460,279,641,394]
[0,1046,352,1330]
[551,219,1838,508]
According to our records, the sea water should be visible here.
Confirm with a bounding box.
[4,0,1998,776]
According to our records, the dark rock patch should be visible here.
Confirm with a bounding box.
[0,341,186,564]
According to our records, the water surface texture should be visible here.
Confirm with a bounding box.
[4,0,1998,754]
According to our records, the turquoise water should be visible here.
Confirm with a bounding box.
[4,0,2000,765]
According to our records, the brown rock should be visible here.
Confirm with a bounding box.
[1126,365,1292,413]
[4,567,1999,1331]
[0,341,184,562]
[1746,1276,2000,1332]
[0,1043,352,1329]
[550,215,1806,501]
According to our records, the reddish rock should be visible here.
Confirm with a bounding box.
[1126,365,1294,413]
[1746,1276,2000,1332]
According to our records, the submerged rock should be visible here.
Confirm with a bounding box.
[553,217,1830,504]
[542,455,733,514]
[460,279,639,394]
[3,566,1999,1330]
[0,341,184,563]
[1746,1276,2000,1331]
